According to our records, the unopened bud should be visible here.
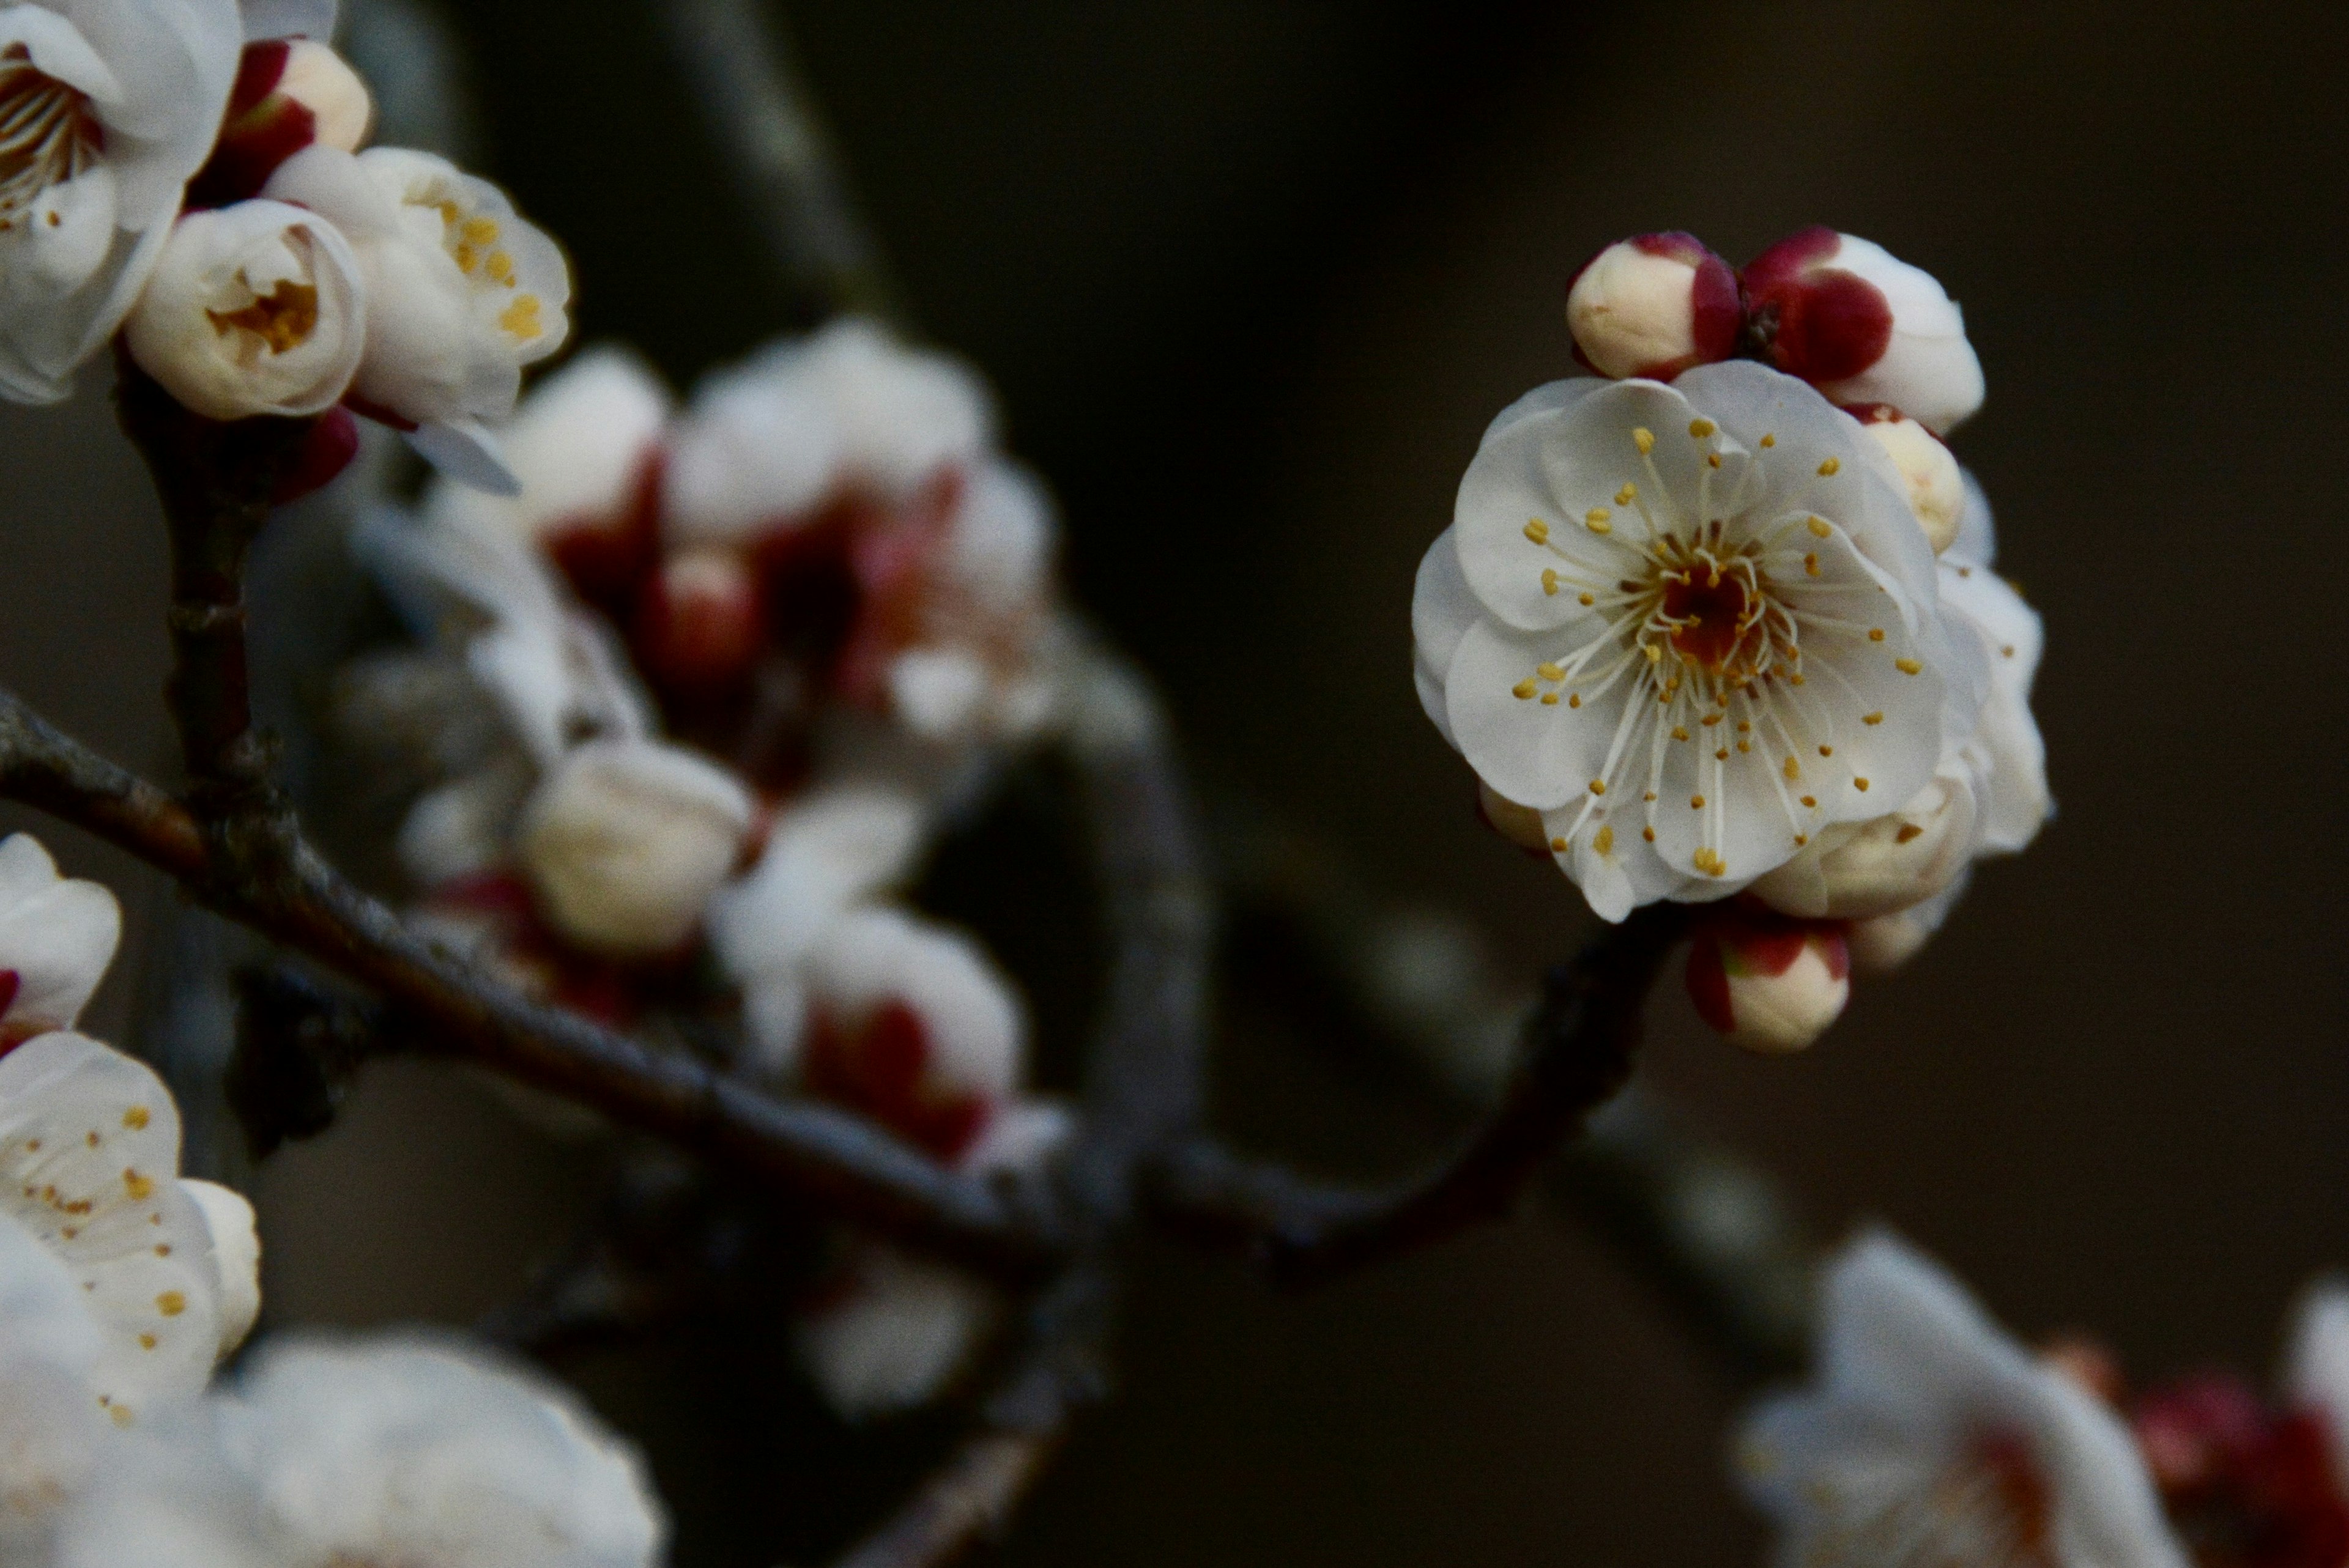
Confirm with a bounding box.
[1685,911,1850,1055]
[190,40,374,207]
[634,549,766,694]
[1742,228,1984,433]
[1846,404,1964,552]
[1475,782,1551,855]
[516,739,753,958]
[1566,233,1742,381]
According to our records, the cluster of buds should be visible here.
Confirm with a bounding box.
[339,319,1071,1416]
[1745,1233,2349,1568]
[0,0,573,492]
[1416,224,2049,1055]
[0,833,667,1565]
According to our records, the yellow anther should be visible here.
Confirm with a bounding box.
[1819,745,1834,757]
[1736,741,1751,753]
[1794,834,1808,846]
[1715,747,1729,761]
[1691,794,1706,809]
[1585,509,1613,534]
[1642,827,1657,842]
[1706,453,1723,469]
[1783,756,1800,780]
[1863,711,1884,725]
[1688,418,1716,438]
[1672,727,1690,742]
[122,1170,154,1200]
[122,1107,149,1130]
[1616,483,1638,505]
[1513,680,1538,700]
[1579,592,1595,606]
[1735,720,1752,733]
[484,250,516,285]
[1540,693,1559,706]
[1693,847,1725,876]
[452,243,477,272]
[1525,519,1549,544]
[1854,777,1871,792]
[1550,837,1569,852]
[1895,658,1924,676]
[1644,643,1663,663]
[1804,552,1820,577]
[1568,693,1582,709]
[1633,427,1655,454]
[155,1292,185,1318]
[1701,713,1723,727]
[1542,568,1560,596]
[1806,516,1831,538]
[1534,662,1564,681]
[1868,627,1886,642]
[499,294,544,341]
[1818,457,1841,476]
[1800,794,1817,808]
[1760,433,1776,448]
[1589,780,1608,796]
[1594,825,1614,856]
[1789,673,1807,686]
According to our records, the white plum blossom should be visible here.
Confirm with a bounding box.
[513,736,754,959]
[0,0,243,403]
[50,1333,667,1568]
[1740,1231,2189,1568]
[1416,360,1960,922]
[0,834,121,1046]
[1743,229,1986,434]
[124,198,363,418]
[0,1031,259,1429]
[663,316,994,544]
[264,144,571,490]
[798,904,1025,1123]
[0,1207,105,1546]
[1565,232,1741,382]
[709,783,930,1074]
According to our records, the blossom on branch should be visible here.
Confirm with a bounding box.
[123,196,363,418]
[1742,227,1986,434]
[0,0,242,402]
[1740,1230,2190,1568]
[1565,232,1741,382]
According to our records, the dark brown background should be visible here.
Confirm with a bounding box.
[4,1,2346,1562]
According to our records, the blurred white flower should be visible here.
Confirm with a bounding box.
[0,1207,105,1546]
[0,1032,256,1429]
[1683,911,1850,1054]
[0,0,243,403]
[125,198,363,418]
[51,1333,666,1568]
[514,737,753,960]
[1565,232,1741,381]
[237,0,335,40]
[191,34,370,207]
[1742,1232,2188,1568]
[1414,360,1956,921]
[1743,229,1985,434]
[264,144,571,489]
[0,834,121,1046]
[663,316,993,544]
[1939,479,2049,856]
[709,783,930,1073]
[2287,1281,2349,1495]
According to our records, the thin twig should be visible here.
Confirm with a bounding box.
[656,0,902,324]
[1150,904,1685,1287]
[0,686,1061,1279]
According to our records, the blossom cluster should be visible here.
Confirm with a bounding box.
[339,320,1073,1415]
[1413,228,2050,1051]
[1,0,570,491]
[0,832,665,1567]
[1744,1232,2349,1568]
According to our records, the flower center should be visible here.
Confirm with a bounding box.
[209,281,321,355]
[0,46,99,226]
[1658,553,1756,673]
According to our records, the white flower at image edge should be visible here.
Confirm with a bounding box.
[0,834,121,1045]
[0,0,243,402]
[264,144,571,491]
[124,198,364,419]
[1414,361,1960,921]
[50,1334,666,1568]
[1739,1232,2188,1568]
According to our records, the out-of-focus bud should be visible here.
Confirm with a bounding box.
[1848,403,1964,553]
[633,550,765,695]
[1846,874,1963,976]
[0,834,121,1049]
[1685,910,1851,1055]
[1565,232,1743,381]
[125,200,366,421]
[1751,761,1980,920]
[515,739,754,958]
[1475,781,1552,855]
[1742,228,1984,434]
[191,40,374,207]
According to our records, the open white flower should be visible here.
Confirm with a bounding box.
[0,834,121,1045]
[1415,360,1956,921]
[51,1333,666,1568]
[513,737,753,959]
[1739,1230,2189,1568]
[125,198,363,418]
[0,1032,258,1429]
[264,144,571,490]
[0,0,243,403]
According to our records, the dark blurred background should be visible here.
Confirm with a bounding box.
[6,0,2349,1562]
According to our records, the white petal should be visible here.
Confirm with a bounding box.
[0,1208,104,1540]
[796,1247,991,1419]
[1443,617,1630,812]
[408,419,524,497]
[708,786,930,985]
[804,907,1025,1103]
[0,1034,225,1421]
[1410,527,1478,747]
[2285,1280,2349,1485]
[0,836,121,1035]
[177,1180,259,1359]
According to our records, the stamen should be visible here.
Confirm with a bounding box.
[1525,519,1549,544]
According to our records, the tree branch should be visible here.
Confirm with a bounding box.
[1149,904,1685,1287]
[0,685,1061,1279]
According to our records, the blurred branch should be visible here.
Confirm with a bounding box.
[1149,905,1682,1287]
[656,0,902,325]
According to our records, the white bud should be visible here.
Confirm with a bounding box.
[1565,232,1741,380]
[515,739,752,958]
[804,906,1025,1107]
[125,200,365,420]
[1751,761,1980,920]
[1687,918,1852,1056]
[278,39,371,152]
[1743,229,1984,433]
[1858,412,1964,553]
